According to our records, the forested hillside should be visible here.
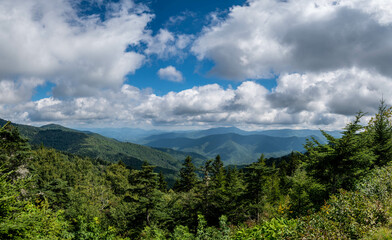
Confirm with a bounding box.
[0,119,181,182]
[2,103,392,239]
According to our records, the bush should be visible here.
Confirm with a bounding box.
[233,217,297,240]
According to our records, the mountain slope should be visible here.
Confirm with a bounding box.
[153,147,208,167]
[0,119,181,175]
[146,133,310,165]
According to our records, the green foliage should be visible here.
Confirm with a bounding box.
[72,215,117,240]
[0,122,31,176]
[174,156,198,192]
[140,226,167,240]
[195,214,230,240]
[233,218,297,240]
[363,227,392,240]
[288,168,326,216]
[304,113,376,193]
[244,155,277,222]
[0,200,69,240]
[356,164,392,202]
[172,225,194,240]
[3,101,392,239]
[106,162,130,196]
[367,100,392,166]
[4,120,182,184]
[0,165,69,239]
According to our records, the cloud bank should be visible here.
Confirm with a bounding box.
[1,0,391,130]
[3,68,387,130]
[0,0,151,97]
[192,0,392,80]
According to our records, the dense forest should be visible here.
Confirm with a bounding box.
[2,102,392,239]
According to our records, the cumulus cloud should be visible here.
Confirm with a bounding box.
[157,66,184,82]
[1,0,390,131]
[269,68,386,116]
[0,78,44,104]
[144,29,193,58]
[192,0,392,80]
[4,67,388,129]
[0,0,151,97]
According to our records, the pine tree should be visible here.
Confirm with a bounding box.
[244,154,274,222]
[0,122,31,177]
[175,156,198,192]
[224,167,246,223]
[367,100,392,166]
[129,162,162,227]
[158,171,168,192]
[305,113,375,193]
[211,155,226,190]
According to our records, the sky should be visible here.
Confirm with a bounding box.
[0,0,391,130]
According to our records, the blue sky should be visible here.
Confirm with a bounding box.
[0,0,391,130]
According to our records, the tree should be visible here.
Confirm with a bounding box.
[0,122,31,177]
[224,167,246,223]
[305,113,375,193]
[128,162,163,228]
[211,155,226,190]
[106,161,130,196]
[158,172,168,192]
[244,154,275,222]
[367,100,392,167]
[175,156,198,192]
[207,155,228,225]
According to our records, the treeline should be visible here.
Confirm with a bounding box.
[2,102,392,239]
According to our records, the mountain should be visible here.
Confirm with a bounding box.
[145,133,311,165]
[258,129,342,139]
[143,127,341,143]
[153,147,208,167]
[0,119,182,180]
[77,127,164,143]
[142,127,247,143]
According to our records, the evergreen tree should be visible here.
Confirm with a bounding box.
[158,171,168,192]
[207,155,228,225]
[175,156,198,192]
[0,122,31,177]
[305,113,375,193]
[106,161,130,196]
[129,162,163,228]
[244,154,274,222]
[367,100,392,166]
[224,167,246,223]
[211,155,226,190]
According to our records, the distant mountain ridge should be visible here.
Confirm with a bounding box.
[76,125,341,165]
[145,132,312,165]
[143,127,341,142]
[1,119,342,167]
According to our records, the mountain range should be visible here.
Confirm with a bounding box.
[145,133,308,165]
[0,119,185,183]
[83,126,341,165]
[0,118,341,175]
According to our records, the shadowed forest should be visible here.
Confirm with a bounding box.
[2,103,392,239]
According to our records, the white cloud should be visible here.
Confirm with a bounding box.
[144,29,194,58]
[0,0,152,97]
[158,66,184,82]
[1,0,390,131]
[192,0,392,80]
[3,67,388,130]
[0,78,44,104]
